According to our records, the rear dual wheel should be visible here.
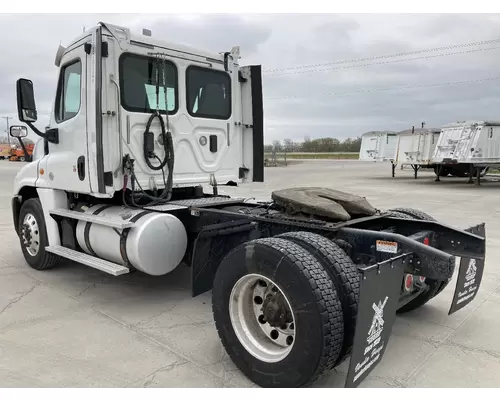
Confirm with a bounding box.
[276,231,360,367]
[212,236,346,388]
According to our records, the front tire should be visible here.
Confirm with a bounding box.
[212,237,344,388]
[18,198,61,271]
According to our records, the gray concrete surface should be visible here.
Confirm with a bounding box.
[1,159,500,388]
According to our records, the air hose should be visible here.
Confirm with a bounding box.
[139,54,175,203]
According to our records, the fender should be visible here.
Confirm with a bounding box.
[12,158,41,236]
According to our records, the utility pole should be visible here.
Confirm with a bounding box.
[2,116,11,146]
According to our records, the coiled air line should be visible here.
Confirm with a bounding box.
[123,54,175,208]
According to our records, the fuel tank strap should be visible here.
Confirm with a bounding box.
[119,210,152,270]
[84,205,113,257]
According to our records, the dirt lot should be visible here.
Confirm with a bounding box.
[1,159,500,388]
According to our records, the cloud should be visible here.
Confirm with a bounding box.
[1,13,499,145]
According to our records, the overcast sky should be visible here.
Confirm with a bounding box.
[1,13,500,144]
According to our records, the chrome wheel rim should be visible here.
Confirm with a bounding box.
[22,213,40,257]
[229,273,296,363]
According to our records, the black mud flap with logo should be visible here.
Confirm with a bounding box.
[449,223,486,315]
[345,255,406,388]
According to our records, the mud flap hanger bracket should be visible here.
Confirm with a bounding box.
[336,226,484,281]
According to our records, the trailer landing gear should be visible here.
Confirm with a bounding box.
[412,164,420,179]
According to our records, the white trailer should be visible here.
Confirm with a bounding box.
[392,127,442,178]
[358,131,398,162]
[431,120,499,183]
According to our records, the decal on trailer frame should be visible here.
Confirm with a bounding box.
[449,223,486,315]
[345,255,406,388]
[376,240,398,254]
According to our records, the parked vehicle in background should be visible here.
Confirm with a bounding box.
[359,131,398,162]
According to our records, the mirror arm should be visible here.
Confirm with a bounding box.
[25,121,44,137]
[26,121,59,144]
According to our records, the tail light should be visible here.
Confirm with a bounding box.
[404,274,414,291]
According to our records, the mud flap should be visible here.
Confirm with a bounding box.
[345,255,406,388]
[449,223,486,315]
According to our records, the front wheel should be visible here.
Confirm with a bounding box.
[18,198,61,270]
[212,237,344,388]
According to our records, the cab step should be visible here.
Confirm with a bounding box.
[45,245,130,276]
[49,209,135,229]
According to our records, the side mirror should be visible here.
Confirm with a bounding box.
[10,125,28,138]
[16,78,38,123]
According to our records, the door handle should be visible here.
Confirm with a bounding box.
[77,156,85,181]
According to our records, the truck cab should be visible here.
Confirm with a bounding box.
[13,21,264,197]
[12,22,264,251]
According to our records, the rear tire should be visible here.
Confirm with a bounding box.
[387,208,451,314]
[387,207,436,221]
[18,198,61,271]
[386,210,412,219]
[276,231,359,366]
[212,237,344,388]
[434,166,450,177]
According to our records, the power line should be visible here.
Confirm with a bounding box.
[263,37,500,75]
[264,46,500,77]
[265,76,500,101]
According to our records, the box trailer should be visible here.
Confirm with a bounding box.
[431,120,500,183]
[359,131,398,162]
[392,127,441,178]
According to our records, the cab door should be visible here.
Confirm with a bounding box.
[44,38,91,194]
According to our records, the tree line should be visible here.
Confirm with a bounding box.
[265,136,362,153]
[1,135,362,153]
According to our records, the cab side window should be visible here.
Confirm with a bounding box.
[55,60,82,123]
[119,53,178,115]
[186,66,231,120]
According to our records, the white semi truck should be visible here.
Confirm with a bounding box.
[10,22,487,388]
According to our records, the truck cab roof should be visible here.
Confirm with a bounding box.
[62,21,231,65]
